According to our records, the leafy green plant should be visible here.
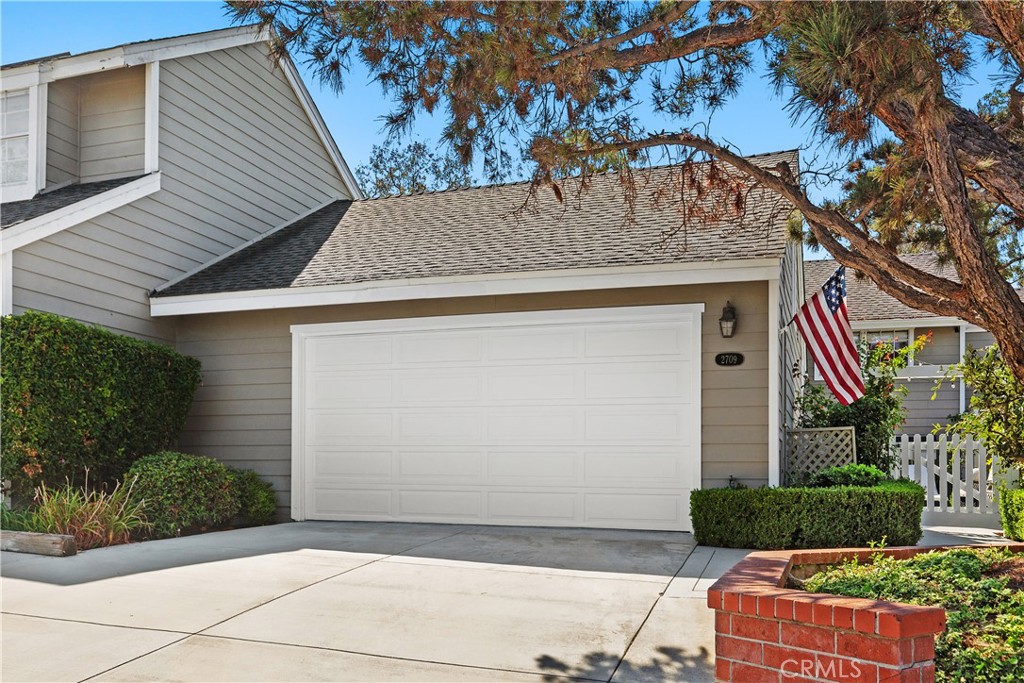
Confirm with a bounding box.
[805,547,1024,683]
[797,336,926,471]
[1,312,202,499]
[228,468,278,527]
[808,463,889,488]
[689,480,925,549]
[127,452,239,539]
[940,346,1024,469]
[1001,489,1024,542]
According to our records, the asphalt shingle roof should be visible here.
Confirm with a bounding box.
[155,151,798,298]
[1,175,145,229]
[803,253,1004,322]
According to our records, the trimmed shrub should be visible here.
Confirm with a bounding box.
[229,468,278,527]
[808,463,888,488]
[127,452,239,539]
[1000,487,1024,541]
[1,312,201,497]
[689,480,925,549]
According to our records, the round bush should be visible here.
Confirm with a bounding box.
[127,452,239,539]
[229,468,277,526]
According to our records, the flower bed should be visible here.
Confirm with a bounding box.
[708,543,1024,683]
[806,547,1024,683]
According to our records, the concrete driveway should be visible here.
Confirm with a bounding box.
[1,522,748,683]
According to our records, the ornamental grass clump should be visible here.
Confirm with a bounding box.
[2,473,150,550]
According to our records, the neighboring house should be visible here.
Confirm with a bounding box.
[803,255,1006,435]
[2,28,805,532]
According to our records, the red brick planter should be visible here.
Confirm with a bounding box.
[707,544,1024,683]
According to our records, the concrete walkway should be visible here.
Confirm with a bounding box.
[1,522,748,683]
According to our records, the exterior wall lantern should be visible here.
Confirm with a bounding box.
[719,302,737,338]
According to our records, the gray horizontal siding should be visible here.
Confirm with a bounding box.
[78,68,145,182]
[12,41,349,347]
[175,283,772,516]
[915,325,959,365]
[899,378,959,435]
[46,79,79,185]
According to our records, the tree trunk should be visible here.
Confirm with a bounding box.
[916,96,1024,383]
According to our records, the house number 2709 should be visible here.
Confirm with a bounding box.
[714,353,744,367]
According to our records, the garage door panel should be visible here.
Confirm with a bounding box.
[397,333,482,365]
[307,412,392,444]
[310,336,391,369]
[488,491,578,522]
[397,372,482,403]
[584,493,681,525]
[309,373,392,405]
[584,363,689,399]
[311,449,392,479]
[584,451,687,486]
[583,408,689,442]
[486,451,579,484]
[398,490,482,519]
[295,305,702,531]
[585,324,690,359]
[487,368,579,401]
[314,488,392,517]
[486,330,579,361]
[487,410,582,442]
[398,450,483,482]
[398,411,483,442]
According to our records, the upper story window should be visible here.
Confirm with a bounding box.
[1,89,30,189]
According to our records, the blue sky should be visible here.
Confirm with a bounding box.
[1,1,1000,201]
[0,1,820,180]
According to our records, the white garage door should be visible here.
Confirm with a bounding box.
[291,304,703,531]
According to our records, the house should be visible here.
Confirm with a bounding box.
[2,29,804,532]
[803,255,1002,435]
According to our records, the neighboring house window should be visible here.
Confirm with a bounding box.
[1,90,30,190]
[860,330,910,351]
[813,329,911,380]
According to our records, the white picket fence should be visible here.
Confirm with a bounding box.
[892,434,1004,528]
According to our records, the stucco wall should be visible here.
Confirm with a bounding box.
[174,282,773,516]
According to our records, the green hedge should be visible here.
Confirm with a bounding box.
[229,468,278,527]
[1,312,201,496]
[690,480,925,549]
[1000,488,1024,541]
[127,452,239,539]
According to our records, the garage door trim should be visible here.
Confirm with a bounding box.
[290,303,705,525]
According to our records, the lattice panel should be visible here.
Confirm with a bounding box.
[784,427,857,485]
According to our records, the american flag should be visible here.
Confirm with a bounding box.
[793,265,865,405]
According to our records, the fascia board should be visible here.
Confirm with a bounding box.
[1,173,161,254]
[150,258,782,317]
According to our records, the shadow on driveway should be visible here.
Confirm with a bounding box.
[0,521,697,586]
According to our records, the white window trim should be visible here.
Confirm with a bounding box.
[144,62,159,173]
[0,85,43,202]
[150,258,783,317]
[0,172,161,254]
[1,250,12,315]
